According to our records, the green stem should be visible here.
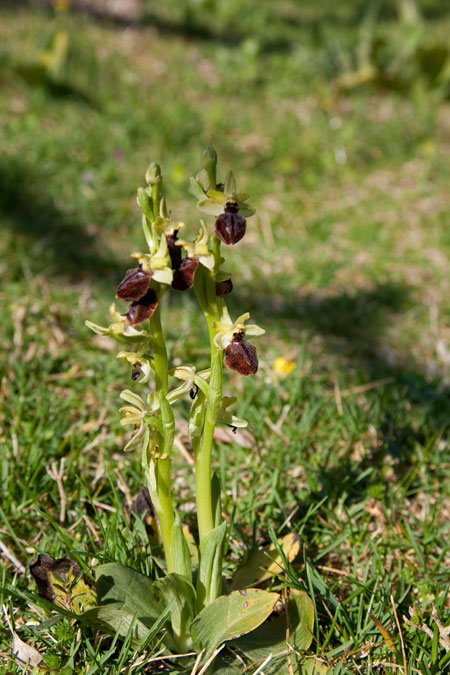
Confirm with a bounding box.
[194,258,224,543]
[149,299,175,573]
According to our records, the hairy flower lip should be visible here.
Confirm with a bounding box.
[215,211,246,245]
[116,267,151,301]
[215,278,233,296]
[224,338,258,376]
[126,288,159,325]
[172,257,198,291]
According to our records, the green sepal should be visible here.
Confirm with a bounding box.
[143,414,163,434]
[224,170,236,196]
[172,512,193,584]
[142,215,154,250]
[197,198,224,216]
[191,588,279,660]
[189,390,206,440]
[193,374,210,398]
[85,321,150,344]
[137,186,153,220]
[196,521,227,612]
[189,176,207,201]
[206,189,228,204]
[237,203,256,217]
[196,168,211,191]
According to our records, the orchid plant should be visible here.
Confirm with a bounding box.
[30,149,321,673]
[86,148,264,577]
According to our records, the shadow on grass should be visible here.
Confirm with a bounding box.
[13,63,98,108]
[0,158,122,285]
[236,279,449,499]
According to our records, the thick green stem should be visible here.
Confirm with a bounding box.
[149,301,175,573]
[193,258,224,543]
[195,335,223,541]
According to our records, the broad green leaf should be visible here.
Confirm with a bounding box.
[231,532,300,591]
[197,521,227,611]
[82,604,151,643]
[172,513,193,583]
[209,653,243,674]
[191,588,278,657]
[231,590,314,663]
[95,564,193,652]
[298,657,330,674]
[95,562,159,622]
[152,574,196,652]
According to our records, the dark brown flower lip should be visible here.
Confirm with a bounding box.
[215,278,233,296]
[116,267,151,301]
[126,287,158,325]
[172,257,198,291]
[215,211,246,245]
[224,337,258,375]
[166,231,182,271]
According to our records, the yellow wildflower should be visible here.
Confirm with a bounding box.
[273,357,296,376]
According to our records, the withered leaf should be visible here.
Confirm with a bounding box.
[30,554,95,614]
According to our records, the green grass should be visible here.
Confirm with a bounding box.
[0,1,449,672]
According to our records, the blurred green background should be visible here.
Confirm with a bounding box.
[1,0,449,672]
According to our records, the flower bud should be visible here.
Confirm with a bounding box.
[166,232,182,271]
[224,334,258,375]
[116,268,151,301]
[126,288,158,325]
[172,257,198,291]
[215,278,233,296]
[145,162,162,186]
[215,205,246,245]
